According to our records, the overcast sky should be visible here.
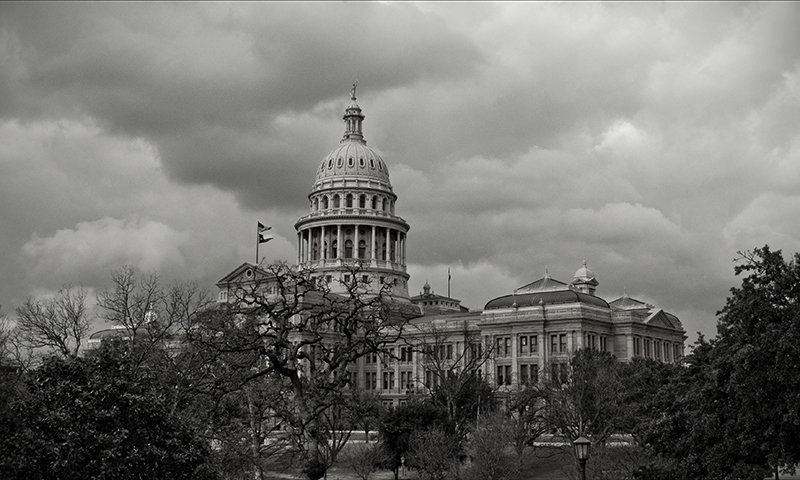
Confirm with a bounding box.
[1,2,798,343]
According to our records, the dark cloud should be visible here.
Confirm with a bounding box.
[0,2,798,344]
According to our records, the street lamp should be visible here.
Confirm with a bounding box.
[573,436,591,480]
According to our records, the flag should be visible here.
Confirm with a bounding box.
[258,222,273,244]
[448,268,451,281]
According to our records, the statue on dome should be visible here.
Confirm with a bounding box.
[350,81,358,101]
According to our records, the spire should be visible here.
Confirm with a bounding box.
[342,81,366,144]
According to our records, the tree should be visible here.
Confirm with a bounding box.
[342,443,386,480]
[14,285,90,358]
[419,321,495,440]
[464,411,518,480]
[408,427,460,480]
[0,343,213,480]
[541,349,626,444]
[714,246,800,476]
[190,262,417,480]
[506,385,549,465]
[378,400,449,480]
[634,246,800,480]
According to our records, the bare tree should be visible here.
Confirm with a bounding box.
[418,321,495,439]
[465,411,518,480]
[96,265,211,370]
[343,442,386,480]
[541,349,626,444]
[190,262,417,480]
[506,385,549,465]
[14,285,90,357]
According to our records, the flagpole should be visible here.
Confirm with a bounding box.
[255,224,259,265]
[447,267,451,298]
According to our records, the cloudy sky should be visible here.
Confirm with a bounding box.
[1,2,798,342]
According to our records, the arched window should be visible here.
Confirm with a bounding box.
[322,196,329,209]
[359,194,366,209]
[382,198,387,211]
[333,195,340,208]
[390,201,395,214]
[332,240,338,259]
[312,242,319,261]
[371,196,377,209]
[346,194,353,208]
[314,198,319,211]
[344,239,353,259]
[381,242,387,261]
[358,240,367,259]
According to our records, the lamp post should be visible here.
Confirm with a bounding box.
[573,436,591,480]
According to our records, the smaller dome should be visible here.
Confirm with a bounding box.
[573,259,596,282]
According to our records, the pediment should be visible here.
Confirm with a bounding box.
[216,262,270,287]
[645,309,676,329]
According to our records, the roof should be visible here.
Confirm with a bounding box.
[484,289,610,310]
[88,326,129,340]
[609,294,652,310]
[514,276,569,294]
[216,262,274,287]
[312,97,392,191]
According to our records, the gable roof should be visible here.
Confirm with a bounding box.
[216,262,274,287]
[514,275,569,294]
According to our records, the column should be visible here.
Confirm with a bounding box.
[297,232,301,265]
[370,225,376,261]
[321,225,326,260]
[627,335,634,360]
[354,225,360,260]
[337,224,342,259]
[511,334,518,385]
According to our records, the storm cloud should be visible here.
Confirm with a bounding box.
[1,2,798,342]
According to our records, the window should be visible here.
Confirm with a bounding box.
[383,371,395,390]
[346,194,353,208]
[560,334,567,353]
[344,239,353,258]
[400,346,413,363]
[358,240,367,259]
[496,336,511,357]
[469,342,482,360]
[644,338,652,358]
[519,334,538,355]
[322,197,329,209]
[599,336,607,352]
[496,365,511,386]
[362,274,369,284]
[551,335,558,354]
[333,195,340,208]
[519,364,538,385]
[364,372,375,390]
[634,337,642,357]
[446,344,453,360]
[359,194,366,208]
[371,196,377,209]
[400,371,412,390]
[344,274,351,283]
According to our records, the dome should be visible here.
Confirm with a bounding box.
[314,140,391,186]
[573,260,596,282]
[311,85,393,190]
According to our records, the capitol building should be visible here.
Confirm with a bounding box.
[216,88,686,405]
